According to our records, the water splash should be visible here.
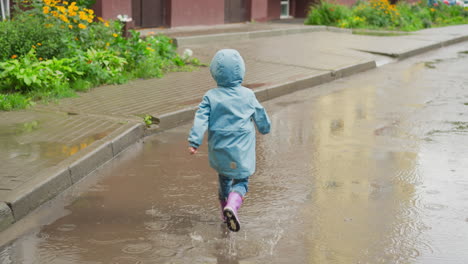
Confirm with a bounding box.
[227,233,238,258]
[266,220,284,256]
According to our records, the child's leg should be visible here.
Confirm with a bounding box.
[231,177,249,198]
[218,174,232,201]
[224,177,249,232]
[218,174,232,221]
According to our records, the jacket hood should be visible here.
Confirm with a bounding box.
[210,49,245,88]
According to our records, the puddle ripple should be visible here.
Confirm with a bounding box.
[155,248,177,257]
[56,224,76,232]
[144,221,168,231]
[121,243,153,254]
[111,256,143,264]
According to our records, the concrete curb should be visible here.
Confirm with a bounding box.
[0,203,14,232]
[5,165,72,221]
[0,123,145,232]
[146,60,376,135]
[398,35,468,59]
[173,25,360,47]
[174,26,327,46]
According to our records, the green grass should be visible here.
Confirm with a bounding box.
[305,0,468,31]
[448,121,468,130]
[0,93,33,111]
[424,61,437,69]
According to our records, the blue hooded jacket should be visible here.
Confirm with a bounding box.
[188,49,271,179]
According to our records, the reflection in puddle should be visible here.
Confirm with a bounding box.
[1,132,109,163]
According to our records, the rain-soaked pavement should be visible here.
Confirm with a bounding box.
[1,42,468,264]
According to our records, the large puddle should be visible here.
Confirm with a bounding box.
[1,43,468,263]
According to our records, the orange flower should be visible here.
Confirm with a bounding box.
[79,11,88,20]
[59,14,69,23]
[57,6,66,14]
[37,42,42,46]
[78,23,87,29]
[11,54,18,59]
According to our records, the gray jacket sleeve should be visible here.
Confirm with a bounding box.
[188,95,211,148]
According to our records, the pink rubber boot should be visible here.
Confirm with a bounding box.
[223,192,243,232]
[220,200,227,222]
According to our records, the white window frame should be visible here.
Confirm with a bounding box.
[280,0,290,19]
[1,0,10,21]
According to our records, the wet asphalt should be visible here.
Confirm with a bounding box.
[1,42,468,264]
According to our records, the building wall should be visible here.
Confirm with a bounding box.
[250,0,269,22]
[294,0,313,18]
[267,0,281,20]
[169,0,224,27]
[99,0,132,21]
[93,0,291,29]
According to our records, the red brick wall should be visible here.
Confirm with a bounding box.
[267,0,281,20]
[294,0,313,18]
[251,0,269,22]
[99,0,132,21]
[169,0,224,27]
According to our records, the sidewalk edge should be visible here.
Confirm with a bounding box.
[0,203,14,233]
[174,26,326,46]
[0,123,145,231]
[146,60,376,135]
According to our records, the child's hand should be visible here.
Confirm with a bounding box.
[188,146,198,155]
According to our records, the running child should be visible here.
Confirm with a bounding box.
[188,49,271,232]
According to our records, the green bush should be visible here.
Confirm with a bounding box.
[0,93,32,111]
[0,14,70,61]
[75,48,127,85]
[0,0,193,111]
[75,0,96,8]
[305,1,351,26]
[0,49,82,93]
[305,0,468,30]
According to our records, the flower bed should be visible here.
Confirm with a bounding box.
[0,0,199,111]
[305,0,468,31]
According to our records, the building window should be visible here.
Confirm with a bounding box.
[0,0,10,20]
[280,0,290,18]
